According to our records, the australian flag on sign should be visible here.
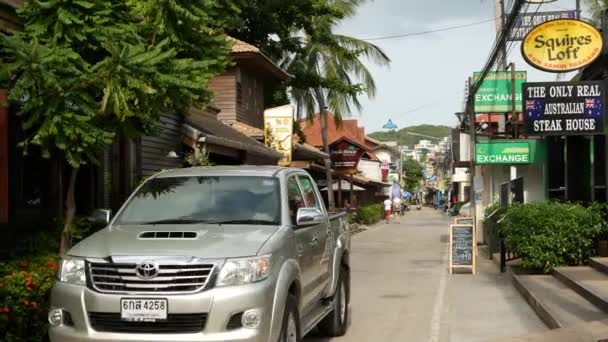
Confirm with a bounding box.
[525,100,543,119]
[584,98,603,117]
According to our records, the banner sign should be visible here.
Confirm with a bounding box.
[330,139,365,170]
[522,19,602,72]
[476,142,530,164]
[474,71,527,113]
[523,81,605,135]
[508,11,576,41]
[264,105,294,166]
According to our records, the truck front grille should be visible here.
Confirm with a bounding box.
[89,261,215,293]
[89,312,207,333]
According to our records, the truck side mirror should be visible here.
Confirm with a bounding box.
[88,209,112,227]
[296,208,325,227]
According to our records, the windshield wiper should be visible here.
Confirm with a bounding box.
[213,219,278,225]
[140,219,213,225]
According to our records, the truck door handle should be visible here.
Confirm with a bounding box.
[310,234,319,246]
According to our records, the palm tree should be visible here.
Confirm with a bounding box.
[283,0,390,210]
[585,0,607,24]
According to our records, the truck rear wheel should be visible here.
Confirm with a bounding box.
[318,266,349,336]
[279,295,300,342]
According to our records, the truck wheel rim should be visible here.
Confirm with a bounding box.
[340,281,347,323]
[286,312,297,342]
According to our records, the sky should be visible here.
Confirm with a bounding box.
[336,0,586,133]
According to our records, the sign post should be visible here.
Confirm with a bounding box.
[523,81,605,136]
[449,224,476,274]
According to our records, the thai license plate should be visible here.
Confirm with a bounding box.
[120,298,168,321]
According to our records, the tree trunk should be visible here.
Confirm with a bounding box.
[315,89,335,211]
[59,167,79,256]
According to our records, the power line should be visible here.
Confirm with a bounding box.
[361,18,499,41]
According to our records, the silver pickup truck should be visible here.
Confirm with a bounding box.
[49,166,351,342]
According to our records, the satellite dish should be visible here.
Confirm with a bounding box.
[382,119,398,130]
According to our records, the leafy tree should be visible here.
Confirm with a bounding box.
[1,0,236,255]
[584,0,606,24]
[282,0,390,209]
[403,158,424,192]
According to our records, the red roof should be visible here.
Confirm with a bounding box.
[300,113,366,148]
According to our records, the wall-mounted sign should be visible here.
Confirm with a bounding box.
[474,71,527,113]
[523,81,605,135]
[475,142,530,164]
[509,11,576,41]
[264,105,294,166]
[522,19,602,72]
[329,138,365,171]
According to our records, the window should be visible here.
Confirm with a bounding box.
[116,176,281,225]
[287,177,305,224]
[298,176,320,209]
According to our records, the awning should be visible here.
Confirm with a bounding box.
[293,143,328,161]
[183,111,282,160]
[321,180,365,192]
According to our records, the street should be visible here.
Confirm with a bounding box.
[306,208,547,342]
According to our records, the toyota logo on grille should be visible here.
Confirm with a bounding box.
[136,261,159,279]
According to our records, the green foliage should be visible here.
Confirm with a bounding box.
[283,0,390,122]
[502,202,608,273]
[0,257,57,342]
[403,158,424,192]
[1,0,235,168]
[184,147,215,167]
[369,125,450,148]
[352,204,384,225]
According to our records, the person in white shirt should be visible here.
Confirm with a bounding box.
[383,197,392,224]
[392,197,402,221]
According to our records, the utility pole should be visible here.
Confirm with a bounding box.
[575,0,581,20]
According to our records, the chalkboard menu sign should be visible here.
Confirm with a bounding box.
[449,224,476,274]
[455,217,473,225]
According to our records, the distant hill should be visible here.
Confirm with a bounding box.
[368,124,451,148]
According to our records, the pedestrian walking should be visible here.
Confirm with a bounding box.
[383,196,392,224]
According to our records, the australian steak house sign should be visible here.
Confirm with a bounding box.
[523,82,605,136]
[522,19,602,72]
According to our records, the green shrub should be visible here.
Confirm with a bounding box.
[353,204,384,225]
[0,256,57,342]
[0,215,97,341]
[502,202,607,273]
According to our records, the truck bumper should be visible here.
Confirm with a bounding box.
[48,280,277,342]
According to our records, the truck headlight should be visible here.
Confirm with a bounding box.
[57,257,86,286]
[216,256,271,287]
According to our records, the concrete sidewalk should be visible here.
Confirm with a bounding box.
[491,319,608,342]
[305,208,547,342]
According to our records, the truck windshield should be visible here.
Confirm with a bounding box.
[115,176,281,225]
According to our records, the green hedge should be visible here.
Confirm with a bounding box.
[501,202,607,273]
[352,204,384,225]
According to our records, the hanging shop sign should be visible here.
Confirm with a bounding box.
[508,11,577,41]
[522,19,602,72]
[264,105,294,166]
[329,138,365,171]
[523,81,605,136]
[474,71,527,113]
[476,142,530,164]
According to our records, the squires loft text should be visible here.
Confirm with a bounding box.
[522,19,602,72]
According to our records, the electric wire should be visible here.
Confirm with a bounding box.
[361,18,499,41]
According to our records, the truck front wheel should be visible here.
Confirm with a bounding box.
[279,294,300,342]
[318,266,350,336]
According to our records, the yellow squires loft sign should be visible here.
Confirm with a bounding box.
[522,19,602,72]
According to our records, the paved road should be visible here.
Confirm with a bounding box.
[305,208,546,342]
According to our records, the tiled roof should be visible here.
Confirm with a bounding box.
[228,121,264,139]
[299,113,368,148]
[227,36,260,54]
